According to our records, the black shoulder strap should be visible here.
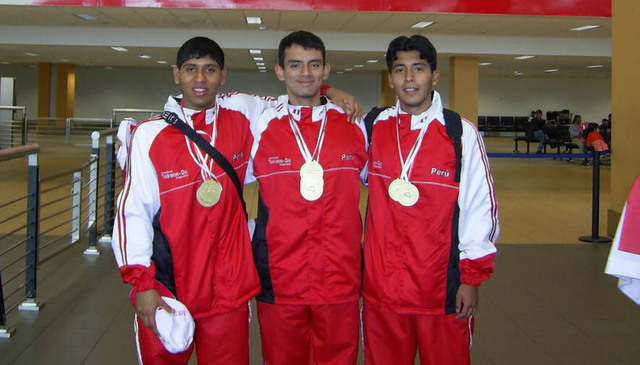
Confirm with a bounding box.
[162,111,248,219]
[363,106,387,144]
[442,108,463,183]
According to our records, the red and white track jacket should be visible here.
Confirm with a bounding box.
[250,99,368,305]
[363,91,499,315]
[112,93,283,319]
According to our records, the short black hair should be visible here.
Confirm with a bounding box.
[386,35,437,72]
[278,31,326,67]
[176,37,224,69]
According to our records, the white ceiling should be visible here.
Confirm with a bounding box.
[0,5,612,78]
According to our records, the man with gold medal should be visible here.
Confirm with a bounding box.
[111,36,361,364]
[250,31,368,364]
[361,35,500,365]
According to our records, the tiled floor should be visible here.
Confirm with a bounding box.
[1,137,638,364]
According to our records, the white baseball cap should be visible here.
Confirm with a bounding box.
[155,297,195,353]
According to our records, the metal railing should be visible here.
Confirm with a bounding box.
[112,108,161,128]
[24,117,67,146]
[0,106,27,149]
[0,144,40,338]
[89,127,122,247]
[0,125,123,337]
[65,118,113,145]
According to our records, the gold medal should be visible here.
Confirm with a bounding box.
[389,178,419,206]
[398,181,419,207]
[388,178,404,202]
[196,180,222,207]
[300,176,324,201]
[300,160,324,179]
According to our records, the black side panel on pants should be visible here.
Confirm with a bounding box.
[445,204,462,314]
[151,209,177,297]
[252,194,274,303]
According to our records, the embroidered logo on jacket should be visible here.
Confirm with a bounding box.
[161,170,189,180]
[430,168,450,178]
[232,151,244,162]
[268,156,292,167]
[341,153,354,161]
[373,160,382,169]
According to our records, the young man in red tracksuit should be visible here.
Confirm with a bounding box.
[111,36,358,364]
[250,31,368,364]
[362,35,499,365]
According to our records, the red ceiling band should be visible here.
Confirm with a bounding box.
[28,0,611,17]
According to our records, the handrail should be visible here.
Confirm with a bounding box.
[0,144,39,161]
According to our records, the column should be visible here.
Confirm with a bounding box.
[449,56,479,124]
[609,0,640,235]
[381,70,395,107]
[37,63,51,126]
[55,64,75,125]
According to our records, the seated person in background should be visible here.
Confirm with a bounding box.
[569,115,582,142]
[529,109,549,153]
[586,123,609,152]
[600,117,611,146]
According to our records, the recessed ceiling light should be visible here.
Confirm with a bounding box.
[514,55,535,60]
[366,60,379,63]
[354,65,364,68]
[137,55,151,59]
[0,61,10,65]
[344,68,353,71]
[570,25,600,32]
[256,62,265,66]
[59,58,70,62]
[73,13,97,21]
[513,71,524,75]
[479,62,493,66]
[259,70,267,73]
[23,52,39,57]
[246,17,262,25]
[411,21,434,29]
[587,64,604,68]
[249,50,262,55]
[86,62,94,66]
[336,71,344,74]
[545,69,559,73]
[253,57,264,61]
[259,25,267,30]
[105,66,113,70]
[110,46,128,52]
[157,60,168,64]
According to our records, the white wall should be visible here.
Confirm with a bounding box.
[1,65,611,124]
[74,67,382,119]
[0,65,38,119]
[479,75,611,123]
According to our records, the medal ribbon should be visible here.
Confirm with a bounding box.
[182,104,219,182]
[287,105,328,164]
[395,107,430,181]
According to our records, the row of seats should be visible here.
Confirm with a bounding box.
[513,124,580,154]
[478,116,529,133]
